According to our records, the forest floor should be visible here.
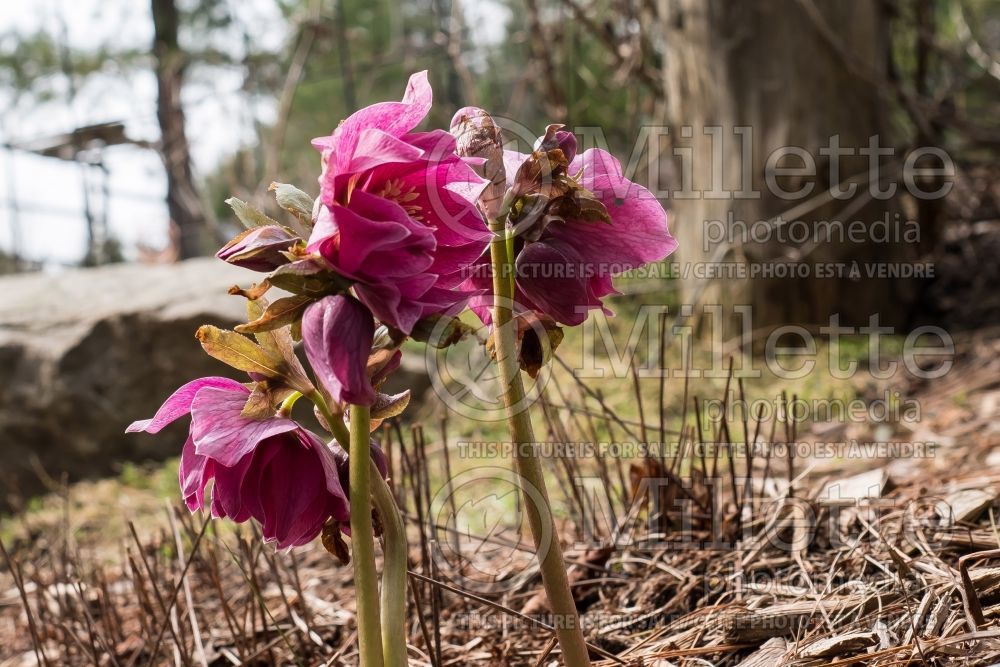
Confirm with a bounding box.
[4,180,1000,665]
[2,319,999,666]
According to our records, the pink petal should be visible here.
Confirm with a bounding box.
[190,385,299,467]
[515,240,595,326]
[302,295,376,406]
[179,435,211,511]
[312,71,432,179]
[126,377,245,434]
[557,148,677,268]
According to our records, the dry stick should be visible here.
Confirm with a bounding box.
[406,573,440,667]
[556,356,641,442]
[287,551,313,630]
[602,404,631,510]
[239,533,279,666]
[126,522,190,667]
[166,505,208,667]
[742,409,762,539]
[762,409,779,490]
[439,415,462,559]
[73,574,121,667]
[536,398,679,439]
[258,538,307,657]
[143,518,210,667]
[540,395,588,532]
[413,425,442,665]
[407,572,626,665]
[737,377,752,520]
[0,537,50,666]
[692,397,708,481]
[657,310,669,463]
[780,391,794,498]
[220,532,299,667]
[532,636,560,667]
[582,407,620,523]
[672,347,692,477]
[204,536,244,660]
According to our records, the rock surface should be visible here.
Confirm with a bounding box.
[0,259,250,506]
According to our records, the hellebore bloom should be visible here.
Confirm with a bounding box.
[308,71,490,334]
[127,377,350,549]
[216,225,299,272]
[302,294,377,406]
[462,124,678,327]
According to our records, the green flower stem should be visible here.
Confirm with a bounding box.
[348,404,384,667]
[277,391,302,417]
[488,220,592,667]
[370,462,408,667]
[311,391,405,666]
[311,390,351,447]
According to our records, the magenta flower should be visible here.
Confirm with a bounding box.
[302,294,376,406]
[307,71,490,334]
[216,225,299,272]
[462,129,678,327]
[127,377,349,549]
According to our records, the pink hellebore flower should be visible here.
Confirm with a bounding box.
[307,71,490,334]
[463,127,678,327]
[127,377,349,549]
[301,293,377,406]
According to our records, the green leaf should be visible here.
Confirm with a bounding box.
[225,197,280,229]
[269,182,315,226]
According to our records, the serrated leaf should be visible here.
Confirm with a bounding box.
[196,325,285,378]
[226,197,280,230]
[236,295,312,334]
[244,299,314,394]
[269,182,315,226]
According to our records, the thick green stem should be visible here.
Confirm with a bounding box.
[370,463,408,667]
[488,221,592,667]
[349,404,383,667]
[312,392,404,665]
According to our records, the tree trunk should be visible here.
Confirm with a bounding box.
[152,0,213,260]
[659,0,919,332]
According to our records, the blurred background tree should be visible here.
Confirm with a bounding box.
[0,0,997,330]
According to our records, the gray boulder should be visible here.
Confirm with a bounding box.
[0,259,249,506]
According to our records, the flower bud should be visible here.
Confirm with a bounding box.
[450,106,506,220]
[535,124,577,164]
[217,225,298,272]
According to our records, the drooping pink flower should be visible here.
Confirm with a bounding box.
[462,129,678,327]
[307,71,490,334]
[302,294,376,406]
[127,377,349,549]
